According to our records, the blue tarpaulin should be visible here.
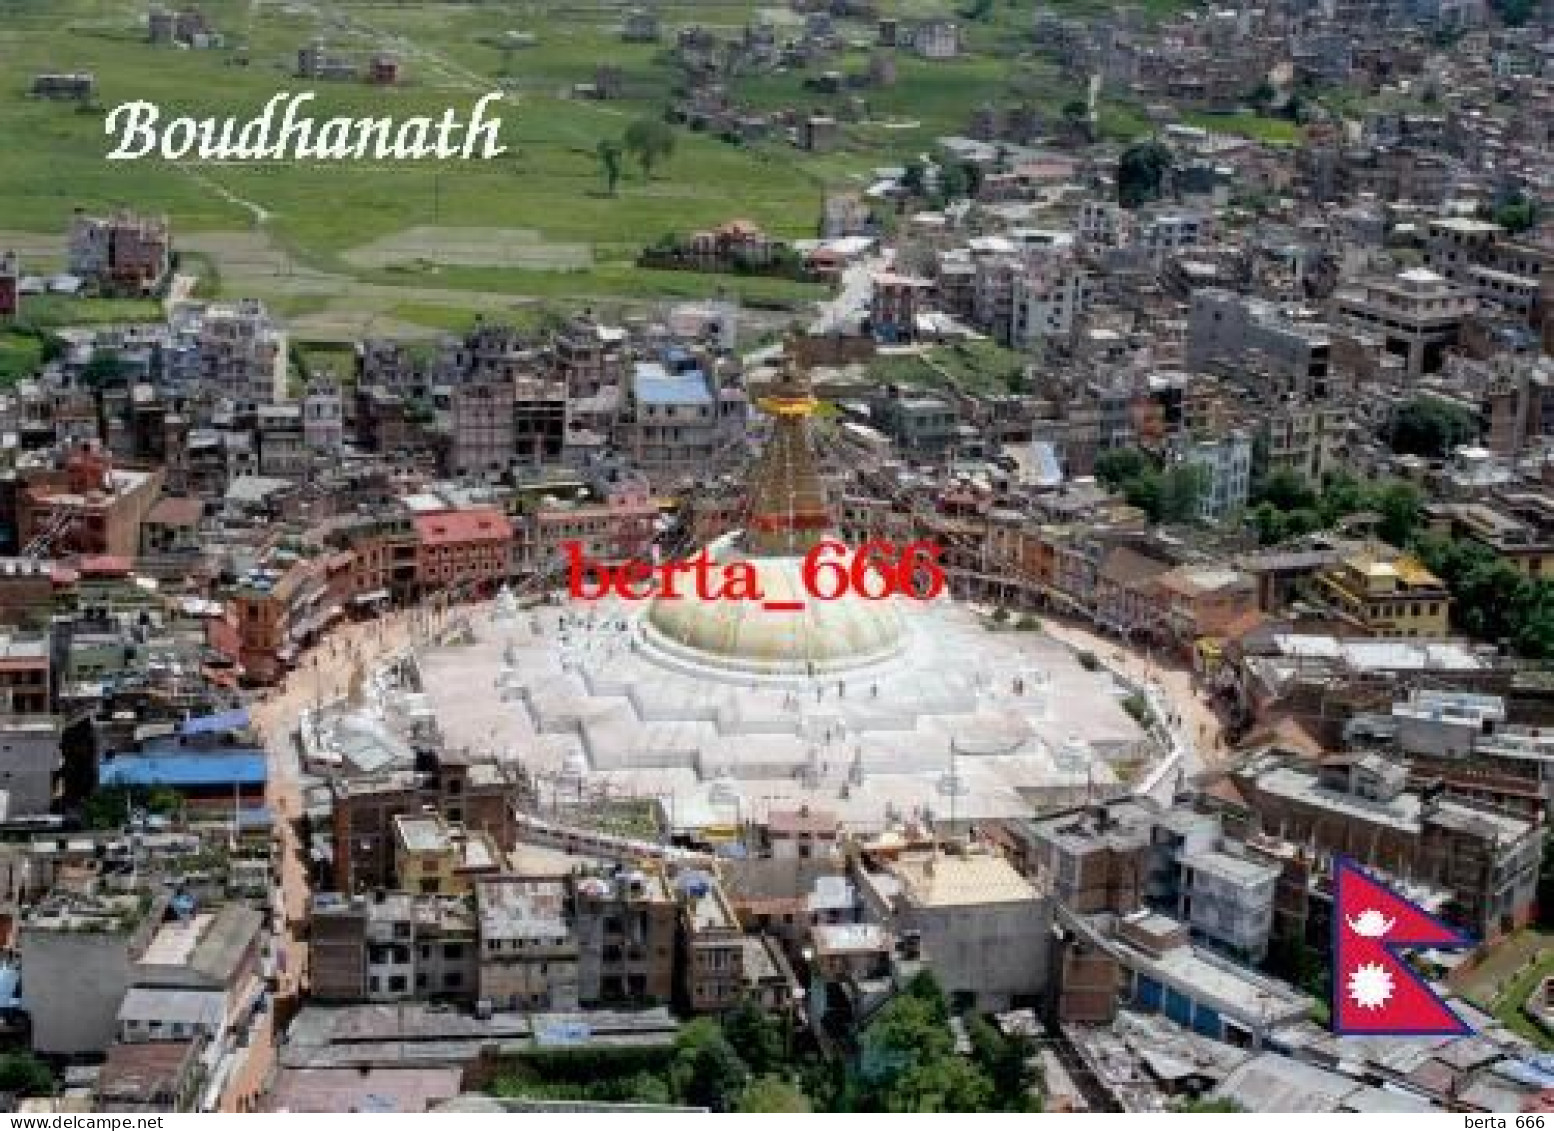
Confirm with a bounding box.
[180,708,250,737]
[0,963,22,1011]
[100,751,267,788]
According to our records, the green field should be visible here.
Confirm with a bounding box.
[0,0,1191,334]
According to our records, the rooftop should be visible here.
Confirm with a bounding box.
[886,850,1039,907]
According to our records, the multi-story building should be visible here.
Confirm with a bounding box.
[302,379,345,454]
[618,360,739,479]
[870,272,932,343]
[1235,751,1542,939]
[677,870,744,1014]
[329,751,520,893]
[574,868,678,1006]
[1177,431,1252,523]
[392,813,502,896]
[68,209,170,295]
[412,506,513,596]
[861,847,1050,1011]
[310,892,478,1003]
[448,370,515,482]
[1314,546,1452,637]
[1010,254,1093,346]
[165,300,288,406]
[15,442,165,559]
[1186,290,1335,397]
[477,878,581,1010]
[1335,267,1478,377]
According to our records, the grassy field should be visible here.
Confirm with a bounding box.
[869,337,1029,396]
[0,0,1193,330]
[1181,110,1303,144]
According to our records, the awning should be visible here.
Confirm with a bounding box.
[180,708,250,737]
[352,589,390,605]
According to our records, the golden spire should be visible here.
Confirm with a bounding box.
[746,351,831,558]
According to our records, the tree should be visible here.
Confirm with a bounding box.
[0,1053,53,1096]
[1375,480,1423,548]
[1252,467,1317,513]
[1490,0,1536,24]
[1117,139,1172,209]
[81,784,183,830]
[939,161,970,203]
[967,1013,1038,1110]
[738,1076,811,1112]
[1388,396,1478,458]
[1174,1095,1245,1112]
[722,999,786,1076]
[81,349,129,389]
[1095,447,1152,490]
[1492,192,1539,233]
[885,1055,995,1112]
[670,1019,749,1112]
[1158,463,1208,524]
[623,116,676,179]
[596,139,623,196]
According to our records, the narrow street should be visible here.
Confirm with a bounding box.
[1037,616,1231,793]
[217,606,441,1110]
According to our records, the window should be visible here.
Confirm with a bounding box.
[389,975,408,993]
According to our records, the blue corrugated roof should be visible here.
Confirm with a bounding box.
[100,752,267,788]
[180,708,250,737]
[0,964,21,1011]
[634,364,712,407]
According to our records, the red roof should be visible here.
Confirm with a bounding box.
[413,507,513,547]
[78,555,133,577]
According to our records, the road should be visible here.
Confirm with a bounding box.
[1038,616,1229,803]
[812,252,887,335]
[218,605,444,1110]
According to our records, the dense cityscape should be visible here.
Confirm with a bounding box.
[0,0,1550,1115]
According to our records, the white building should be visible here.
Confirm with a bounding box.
[1010,253,1093,346]
[1180,431,1252,522]
[165,299,289,407]
[302,378,345,453]
[912,19,960,59]
[1078,200,1130,249]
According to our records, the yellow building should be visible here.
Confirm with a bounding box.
[1315,547,1451,638]
[392,812,500,895]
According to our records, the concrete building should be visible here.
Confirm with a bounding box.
[19,892,165,1054]
[1011,254,1093,346]
[1314,546,1451,637]
[328,752,519,894]
[862,848,1049,1011]
[1178,431,1252,523]
[412,507,514,596]
[574,867,678,1007]
[1335,268,1478,377]
[871,272,932,343]
[1235,751,1543,938]
[448,371,515,481]
[166,300,288,406]
[477,878,580,1010]
[302,379,345,454]
[912,18,960,58]
[619,362,728,478]
[1186,289,1335,397]
[871,388,961,455]
[393,813,502,895]
[68,209,170,295]
[677,870,744,1014]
